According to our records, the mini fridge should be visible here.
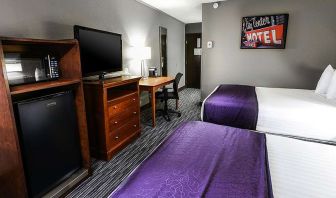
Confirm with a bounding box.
[15,91,82,198]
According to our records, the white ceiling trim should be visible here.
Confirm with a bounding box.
[134,0,184,23]
[136,0,225,23]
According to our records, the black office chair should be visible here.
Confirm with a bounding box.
[156,73,183,121]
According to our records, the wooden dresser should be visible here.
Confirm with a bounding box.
[84,76,142,160]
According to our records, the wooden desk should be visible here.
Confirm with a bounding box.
[139,77,174,127]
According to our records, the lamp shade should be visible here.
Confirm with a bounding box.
[129,46,151,60]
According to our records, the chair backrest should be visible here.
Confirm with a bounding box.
[173,73,183,98]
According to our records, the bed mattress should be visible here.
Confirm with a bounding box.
[266,134,336,198]
[257,88,336,197]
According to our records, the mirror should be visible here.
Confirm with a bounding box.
[159,27,167,76]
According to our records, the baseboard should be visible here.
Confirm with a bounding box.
[140,103,151,111]
[178,86,186,91]
[43,169,89,198]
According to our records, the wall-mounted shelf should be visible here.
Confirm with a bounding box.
[10,79,81,95]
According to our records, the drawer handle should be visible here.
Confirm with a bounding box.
[133,125,137,128]
[115,136,119,140]
[113,106,117,109]
[132,98,136,102]
[133,112,137,115]
[114,121,118,124]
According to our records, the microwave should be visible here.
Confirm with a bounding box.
[5,53,60,86]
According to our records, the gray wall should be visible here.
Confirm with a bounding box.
[0,0,185,88]
[186,23,202,34]
[202,0,336,99]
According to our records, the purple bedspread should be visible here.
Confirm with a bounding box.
[203,85,258,130]
[110,121,272,198]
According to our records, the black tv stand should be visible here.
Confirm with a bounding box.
[83,72,124,82]
[99,72,107,80]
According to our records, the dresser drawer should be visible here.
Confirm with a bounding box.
[108,117,140,148]
[108,93,139,117]
[109,106,139,131]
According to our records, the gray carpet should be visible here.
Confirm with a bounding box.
[66,88,201,198]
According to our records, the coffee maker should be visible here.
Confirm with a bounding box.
[148,67,158,77]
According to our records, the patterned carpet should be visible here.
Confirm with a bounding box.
[67,88,201,198]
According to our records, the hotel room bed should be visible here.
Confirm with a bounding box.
[202,85,336,197]
[202,85,336,141]
[110,121,273,198]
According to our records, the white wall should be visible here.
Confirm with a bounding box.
[0,0,185,88]
[202,0,336,99]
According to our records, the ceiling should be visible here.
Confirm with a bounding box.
[137,0,225,23]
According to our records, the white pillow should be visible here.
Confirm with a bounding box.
[315,64,334,95]
[326,70,336,99]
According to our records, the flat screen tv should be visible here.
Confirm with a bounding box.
[74,25,122,78]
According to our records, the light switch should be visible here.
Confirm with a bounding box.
[207,41,214,48]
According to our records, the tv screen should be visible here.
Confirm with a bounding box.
[74,25,122,77]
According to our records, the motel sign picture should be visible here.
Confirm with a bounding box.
[241,14,289,49]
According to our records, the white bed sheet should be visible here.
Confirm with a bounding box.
[257,87,336,197]
[267,135,336,198]
[256,87,336,141]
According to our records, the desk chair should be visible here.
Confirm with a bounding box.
[156,73,183,121]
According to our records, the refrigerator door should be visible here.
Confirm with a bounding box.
[16,91,82,198]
